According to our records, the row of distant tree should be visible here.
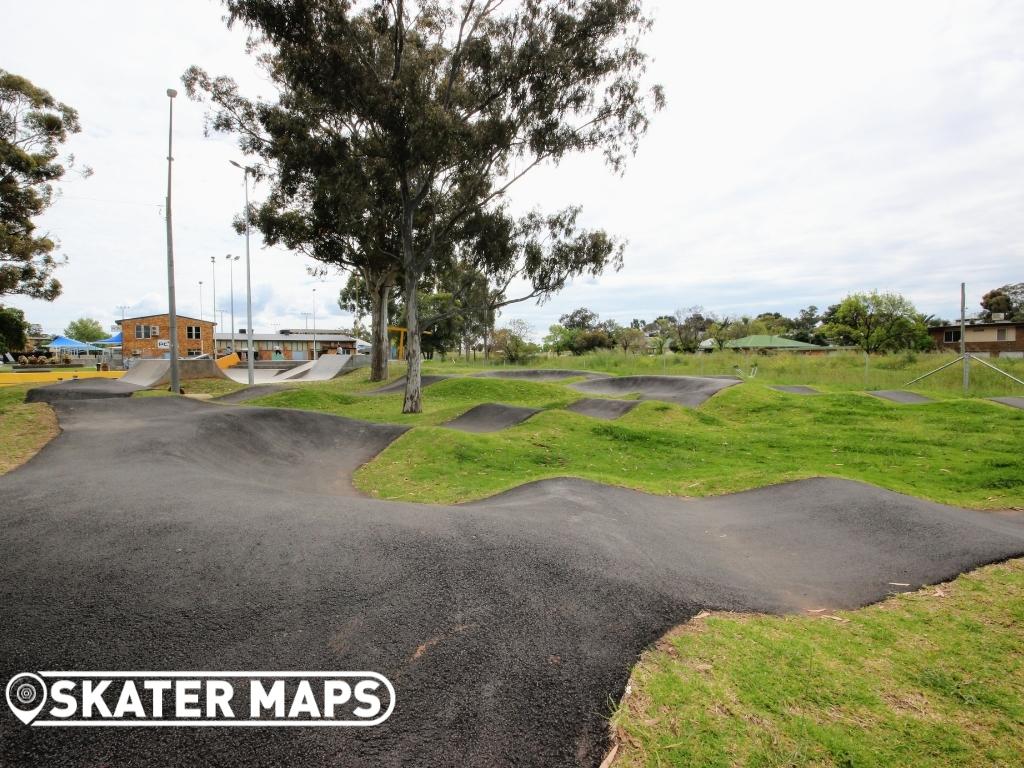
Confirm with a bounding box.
[536,283,1023,358]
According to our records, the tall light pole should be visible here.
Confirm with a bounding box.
[210,256,217,358]
[164,88,180,393]
[312,287,318,360]
[225,254,239,355]
[230,160,256,385]
[199,280,204,322]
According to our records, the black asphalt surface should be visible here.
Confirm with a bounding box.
[870,389,935,404]
[564,398,640,420]
[212,383,296,404]
[771,385,820,395]
[570,374,740,407]
[24,378,147,403]
[471,369,606,382]
[3,397,1024,767]
[441,402,540,432]
[363,374,452,395]
[991,396,1024,410]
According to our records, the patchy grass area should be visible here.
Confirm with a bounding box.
[354,383,1024,508]
[133,378,248,398]
[611,558,1024,768]
[250,372,579,426]
[425,350,1024,399]
[0,385,58,475]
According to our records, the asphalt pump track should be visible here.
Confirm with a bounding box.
[2,396,1023,766]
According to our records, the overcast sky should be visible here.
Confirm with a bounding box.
[4,0,1023,338]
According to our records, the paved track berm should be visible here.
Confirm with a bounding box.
[2,396,1023,766]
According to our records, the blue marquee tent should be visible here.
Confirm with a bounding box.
[93,331,122,345]
[44,335,105,352]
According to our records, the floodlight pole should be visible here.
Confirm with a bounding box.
[164,88,181,394]
[231,160,256,385]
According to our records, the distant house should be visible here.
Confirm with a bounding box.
[724,335,829,354]
[928,318,1023,358]
[116,313,216,359]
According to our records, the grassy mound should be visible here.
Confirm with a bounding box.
[611,558,1024,768]
[354,384,1024,508]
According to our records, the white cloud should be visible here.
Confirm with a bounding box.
[4,0,1022,336]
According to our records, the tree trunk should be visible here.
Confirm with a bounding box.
[402,268,422,413]
[368,281,390,382]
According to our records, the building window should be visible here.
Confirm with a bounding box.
[135,324,160,339]
[943,330,961,343]
[186,348,202,357]
[996,328,1007,342]
[186,326,202,339]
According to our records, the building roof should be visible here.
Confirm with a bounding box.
[930,318,1021,330]
[725,335,826,350]
[213,332,356,343]
[116,314,213,325]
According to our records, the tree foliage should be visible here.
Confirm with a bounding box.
[63,317,105,342]
[0,70,86,300]
[822,291,928,353]
[202,0,661,412]
[981,283,1023,320]
[0,305,28,352]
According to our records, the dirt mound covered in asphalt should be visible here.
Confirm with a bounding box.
[25,378,147,403]
[442,403,540,432]
[363,374,452,395]
[570,374,739,407]
[211,384,294,404]
[471,369,606,382]
[564,398,640,420]
[772,385,820,395]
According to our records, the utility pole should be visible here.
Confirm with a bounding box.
[164,88,180,393]
[230,160,256,385]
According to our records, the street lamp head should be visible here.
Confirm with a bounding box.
[167,88,178,99]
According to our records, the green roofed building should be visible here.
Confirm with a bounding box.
[724,335,828,353]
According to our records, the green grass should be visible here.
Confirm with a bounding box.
[611,558,1024,768]
[0,385,57,475]
[424,350,1024,399]
[250,368,579,426]
[133,378,248,398]
[352,383,1024,508]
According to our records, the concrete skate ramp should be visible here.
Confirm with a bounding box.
[272,359,316,380]
[298,353,371,382]
[3,397,1024,766]
[565,398,640,420]
[870,390,934,404]
[472,368,607,382]
[442,403,540,432]
[24,378,146,403]
[571,374,740,407]
[121,358,230,387]
[772,385,820,395]
[364,374,451,395]
[991,396,1024,410]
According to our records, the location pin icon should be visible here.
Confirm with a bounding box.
[6,673,47,725]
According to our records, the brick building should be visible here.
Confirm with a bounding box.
[929,319,1024,358]
[116,313,216,359]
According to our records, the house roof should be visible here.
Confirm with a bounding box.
[116,314,213,325]
[725,335,826,350]
[930,319,1021,330]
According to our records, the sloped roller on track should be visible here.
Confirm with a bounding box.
[471,368,608,382]
[442,402,540,432]
[364,374,452,395]
[570,374,740,407]
[564,397,640,420]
